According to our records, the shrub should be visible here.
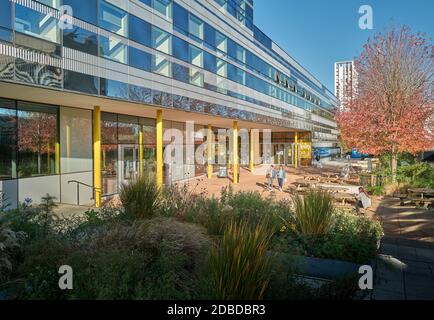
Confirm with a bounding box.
[309,212,384,264]
[210,220,273,300]
[293,191,335,237]
[397,162,434,188]
[0,225,26,282]
[219,187,293,233]
[119,176,161,219]
[365,185,384,196]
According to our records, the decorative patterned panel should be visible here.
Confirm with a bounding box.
[15,58,62,88]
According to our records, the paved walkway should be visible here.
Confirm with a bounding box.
[369,197,434,300]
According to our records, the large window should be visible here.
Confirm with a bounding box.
[100,35,128,64]
[153,0,172,19]
[14,4,60,43]
[189,15,204,41]
[129,47,152,72]
[0,99,17,180]
[63,26,98,56]
[152,27,171,54]
[129,15,151,46]
[173,2,188,34]
[100,1,128,37]
[63,0,98,25]
[0,0,12,42]
[172,36,189,62]
[17,102,58,178]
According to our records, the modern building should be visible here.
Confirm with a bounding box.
[0,0,340,208]
[334,60,357,107]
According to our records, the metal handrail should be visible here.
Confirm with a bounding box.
[68,180,102,206]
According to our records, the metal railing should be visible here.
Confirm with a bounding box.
[67,180,101,206]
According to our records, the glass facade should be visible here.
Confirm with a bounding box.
[101,112,156,196]
[17,102,58,178]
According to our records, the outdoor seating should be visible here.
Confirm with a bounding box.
[393,188,434,209]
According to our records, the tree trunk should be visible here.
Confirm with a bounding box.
[391,153,398,183]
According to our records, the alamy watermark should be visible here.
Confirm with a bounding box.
[359,5,374,30]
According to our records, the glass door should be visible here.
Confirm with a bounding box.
[118,145,139,187]
[274,144,285,165]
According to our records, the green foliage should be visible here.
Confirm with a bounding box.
[210,220,273,300]
[396,162,434,188]
[0,194,58,241]
[293,191,335,237]
[119,176,161,219]
[365,185,384,196]
[308,212,384,264]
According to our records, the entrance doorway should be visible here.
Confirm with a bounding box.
[118,145,140,188]
[274,144,285,165]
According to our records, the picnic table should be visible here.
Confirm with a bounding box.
[318,185,350,193]
[332,193,356,206]
[407,188,434,209]
[394,188,434,209]
[294,179,319,190]
[303,175,321,182]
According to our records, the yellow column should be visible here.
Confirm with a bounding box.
[249,129,254,172]
[207,124,213,179]
[294,131,298,169]
[156,110,163,189]
[93,106,102,208]
[55,142,60,174]
[139,125,144,177]
[233,121,238,185]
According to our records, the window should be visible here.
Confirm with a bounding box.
[0,0,12,30]
[153,0,172,19]
[17,102,58,178]
[101,112,117,144]
[216,59,227,77]
[0,99,16,180]
[100,78,129,99]
[216,31,227,53]
[204,51,217,73]
[172,36,189,62]
[173,2,189,34]
[152,27,171,54]
[63,0,98,25]
[228,40,245,63]
[153,54,172,77]
[129,15,151,46]
[59,107,92,174]
[63,26,98,56]
[189,15,204,41]
[118,115,140,144]
[227,64,245,85]
[14,4,60,43]
[189,45,203,68]
[129,47,152,72]
[190,67,203,87]
[204,23,216,49]
[100,35,128,64]
[64,70,99,94]
[100,1,128,37]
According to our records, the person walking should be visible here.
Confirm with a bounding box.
[277,165,286,192]
[266,164,275,190]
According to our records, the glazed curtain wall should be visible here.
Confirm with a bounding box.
[101,112,156,196]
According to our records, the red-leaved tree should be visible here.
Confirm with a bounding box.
[336,25,434,180]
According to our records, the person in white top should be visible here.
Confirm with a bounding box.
[356,187,371,213]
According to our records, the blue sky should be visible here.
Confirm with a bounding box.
[254,0,434,92]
